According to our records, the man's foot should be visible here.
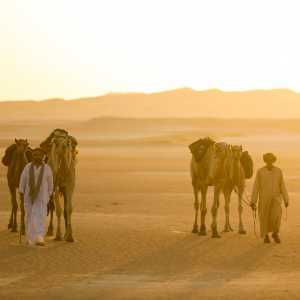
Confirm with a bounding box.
[264,235,270,243]
[36,241,45,246]
[272,233,281,244]
[36,236,45,246]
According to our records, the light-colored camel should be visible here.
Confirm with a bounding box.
[209,143,246,237]
[41,130,77,242]
[191,142,247,238]
[2,139,32,233]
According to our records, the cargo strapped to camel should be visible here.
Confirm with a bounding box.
[189,137,253,179]
[1,144,17,166]
[240,150,253,179]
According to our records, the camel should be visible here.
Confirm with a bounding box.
[41,129,77,242]
[190,137,216,236]
[190,139,250,238]
[209,143,247,237]
[2,139,32,233]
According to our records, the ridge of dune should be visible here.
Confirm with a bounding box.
[1,88,300,120]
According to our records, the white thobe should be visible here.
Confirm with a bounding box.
[19,162,53,243]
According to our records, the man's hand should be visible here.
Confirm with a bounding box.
[285,202,289,208]
[250,202,257,211]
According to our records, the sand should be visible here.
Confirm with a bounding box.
[0,118,300,299]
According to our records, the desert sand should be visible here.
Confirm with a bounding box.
[0,118,300,299]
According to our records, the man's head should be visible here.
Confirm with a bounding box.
[263,153,277,169]
[32,148,45,165]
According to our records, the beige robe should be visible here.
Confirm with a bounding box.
[251,166,289,238]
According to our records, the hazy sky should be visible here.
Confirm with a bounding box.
[2,0,300,100]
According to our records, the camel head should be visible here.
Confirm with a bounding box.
[231,145,243,161]
[49,130,74,174]
[14,139,29,155]
[53,136,69,157]
[207,142,228,181]
[50,130,69,155]
[195,144,207,159]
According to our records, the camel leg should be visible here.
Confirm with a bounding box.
[199,185,208,236]
[47,208,54,236]
[192,185,199,233]
[8,208,13,229]
[63,189,67,234]
[54,192,63,241]
[211,186,221,238]
[223,188,234,232]
[10,186,18,232]
[238,187,246,234]
[64,189,74,242]
[20,196,25,235]
[46,195,54,236]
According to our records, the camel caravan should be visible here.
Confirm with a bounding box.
[3,133,285,245]
[2,129,78,243]
[189,137,253,238]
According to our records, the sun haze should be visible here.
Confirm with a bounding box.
[2,0,300,100]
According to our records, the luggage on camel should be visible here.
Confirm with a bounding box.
[2,144,17,166]
[1,143,32,167]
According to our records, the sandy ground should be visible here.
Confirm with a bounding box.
[0,120,300,299]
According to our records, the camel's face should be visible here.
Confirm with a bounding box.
[15,139,29,155]
[53,137,69,157]
[208,143,227,180]
[215,143,227,159]
[51,134,74,172]
[196,144,206,157]
[231,145,243,161]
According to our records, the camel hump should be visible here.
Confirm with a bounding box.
[240,151,254,179]
[2,144,17,167]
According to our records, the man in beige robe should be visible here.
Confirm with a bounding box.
[250,153,289,243]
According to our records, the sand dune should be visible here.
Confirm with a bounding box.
[2,88,300,120]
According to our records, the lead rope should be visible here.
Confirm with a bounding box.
[48,142,62,215]
[284,206,288,222]
[253,208,258,238]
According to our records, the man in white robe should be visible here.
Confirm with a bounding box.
[250,153,289,243]
[19,148,53,246]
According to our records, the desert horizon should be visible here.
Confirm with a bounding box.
[1,88,300,120]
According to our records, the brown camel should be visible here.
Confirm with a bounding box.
[190,137,216,236]
[190,139,252,238]
[41,129,78,242]
[2,139,32,233]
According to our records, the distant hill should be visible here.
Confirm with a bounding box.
[1,88,300,120]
